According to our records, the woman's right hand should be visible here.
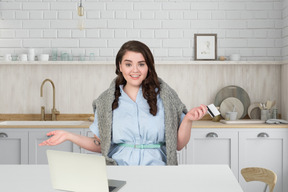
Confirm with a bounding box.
[38,130,70,146]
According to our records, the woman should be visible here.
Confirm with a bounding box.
[39,40,207,165]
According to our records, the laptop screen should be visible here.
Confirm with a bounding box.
[46,150,125,192]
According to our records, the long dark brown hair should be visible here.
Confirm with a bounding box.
[112,40,160,116]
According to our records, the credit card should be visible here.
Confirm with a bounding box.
[207,104,220,118]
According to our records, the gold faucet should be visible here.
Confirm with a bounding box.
[40,79,60,121]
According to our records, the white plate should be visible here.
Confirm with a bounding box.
[214,85,250,119]
[220,97,244,119]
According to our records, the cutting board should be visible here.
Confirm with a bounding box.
[220,119,265,124]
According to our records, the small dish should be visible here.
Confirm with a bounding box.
[248,103,261,119]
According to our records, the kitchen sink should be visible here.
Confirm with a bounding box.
[0,121,86,126]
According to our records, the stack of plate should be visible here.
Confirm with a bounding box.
[214,85,251,119]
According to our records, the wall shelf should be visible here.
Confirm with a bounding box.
[0,60,286,65]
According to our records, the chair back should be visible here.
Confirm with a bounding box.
[241,167,277,192]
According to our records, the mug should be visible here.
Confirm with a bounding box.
[5,54,12,61]
[38,54,49,61]
[230,54,240,61]
[229,112,238,121]
[28,49,35,61]
[226,111,238,121]
[18,54,28,61]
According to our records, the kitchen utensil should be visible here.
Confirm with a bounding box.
[61,53,69,61]
[51,49,58,61]
[5,54,12,61]
[259,103,263,110]
[39,54,49,61]
[28,48,35,61]
[266,100,272,109]
[214,85,250,119]
[220,97,244,120]
[11,55,18,61]
[18,54,28,61]
[230,54,240,61]
[261,109,270,121]
[271,100,276,109]
[89,53,95,61]
[227,111,238,121]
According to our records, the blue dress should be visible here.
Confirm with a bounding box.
[90,85,185,165]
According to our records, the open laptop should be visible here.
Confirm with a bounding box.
[46,150,126,192]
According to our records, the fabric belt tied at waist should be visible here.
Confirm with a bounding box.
[118,143,163,149]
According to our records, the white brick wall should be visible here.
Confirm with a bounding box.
[283,0,288,61]
[0,0,286,61]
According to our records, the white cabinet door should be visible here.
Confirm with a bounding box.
[0,129,28,164]
[177,146,186,165]
[187,129,238,178]
[83,129,101,155]
[239,130,288,192]
[29,129,82,164]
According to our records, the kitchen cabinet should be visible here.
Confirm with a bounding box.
[0,128,84,165]
[187,129,238,178]
[177,146,186,165]
[29,129,82,164]
[186,127,288,192]
[239,129,288,192]
[83,129,101,155]
[0,129,28,164]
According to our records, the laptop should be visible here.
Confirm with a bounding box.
[46,150,126,192]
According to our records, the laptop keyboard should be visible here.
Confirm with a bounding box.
[109,186,117,192]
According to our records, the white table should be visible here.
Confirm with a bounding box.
[0,164,243,192]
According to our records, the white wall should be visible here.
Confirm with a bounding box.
[0,0,286,117]
[0,0,284,61]
[283,0,288,61]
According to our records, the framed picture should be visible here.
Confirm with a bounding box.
[194,34,217,60]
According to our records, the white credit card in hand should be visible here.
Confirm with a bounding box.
[207,104,220,118]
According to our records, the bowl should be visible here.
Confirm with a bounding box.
[38,54,49,61]
[230,54,240,61]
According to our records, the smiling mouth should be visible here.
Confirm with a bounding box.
[130,75,140,78]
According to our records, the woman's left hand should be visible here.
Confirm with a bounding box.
[185,104,207,121]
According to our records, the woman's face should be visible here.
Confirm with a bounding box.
[119,51,148,89]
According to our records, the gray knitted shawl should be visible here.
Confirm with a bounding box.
[92,78,187,165]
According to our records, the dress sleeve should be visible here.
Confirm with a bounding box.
[180,112,186,123]
[89,110,100,138]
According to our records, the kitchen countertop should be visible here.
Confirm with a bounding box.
[0,120,287,128]
[192,120,288,128]
[0,121,92,128]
